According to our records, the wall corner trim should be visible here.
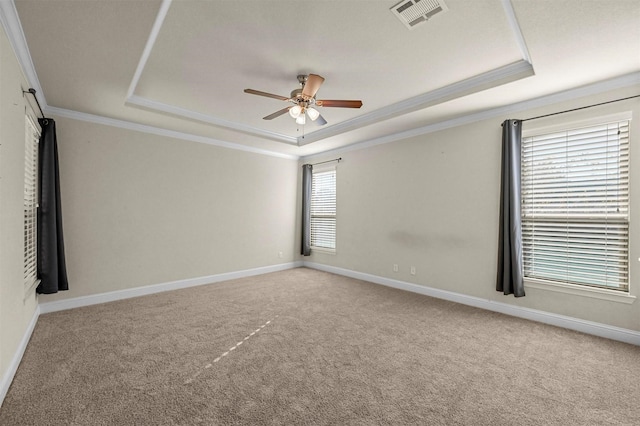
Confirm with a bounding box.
[0,305,40,408]
[302,262,640,346]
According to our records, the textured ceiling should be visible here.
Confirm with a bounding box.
[11,0,640,157]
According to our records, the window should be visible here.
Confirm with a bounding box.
[310,168,336,250]
[24,114,40,291]
[521,118,630,292]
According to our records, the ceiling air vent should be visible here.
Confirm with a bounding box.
[391,0,448,29]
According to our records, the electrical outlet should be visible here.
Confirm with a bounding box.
[278,251,283,258]
[393,264,399,272]
[410,266,416,275]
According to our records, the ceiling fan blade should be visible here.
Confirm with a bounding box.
[301,74,325,99]
[315,114,327,126]
[244,89,289,101]
[263,107,291,120]
[316,100,363,108]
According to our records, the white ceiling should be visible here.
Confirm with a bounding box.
[8,0,640,158]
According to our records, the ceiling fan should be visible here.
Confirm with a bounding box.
[244,74,363,126]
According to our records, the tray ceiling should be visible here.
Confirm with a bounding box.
[9,0,640,157]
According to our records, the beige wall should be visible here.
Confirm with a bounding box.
[1,14,638,401]
[0,26,39,389]
[305,87,640,331]
[39,117,299,302]
[2,15,298,390]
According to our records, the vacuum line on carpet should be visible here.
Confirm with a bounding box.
[184,315,279,385]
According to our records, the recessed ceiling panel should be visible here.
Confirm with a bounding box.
[135,0,523,138]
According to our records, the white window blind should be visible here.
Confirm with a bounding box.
[521,119,629,291]
[24,114,40,290]
[311,169,336,250]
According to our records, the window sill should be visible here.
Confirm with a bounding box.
[24,278,40,302]
[524,278,635,304]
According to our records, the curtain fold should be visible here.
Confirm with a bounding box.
[496,119,525,297]
[301,164,313,256]
[37,118,69,294]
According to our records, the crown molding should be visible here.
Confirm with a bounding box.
[126,0,172,99]
[3,0,536,154]
[502,0,532,64]
[124,0,535,148]
[0,0,297,158]
[45,106,299,160]
[126,95,298,145]
[0,0,46,107]
[124,0,297,145]
[297,60,534,146]
[300,71,640,161]
[6,0,636,162]
[48,70,637,164]
[298,0,534,146]
[126,60,533,150]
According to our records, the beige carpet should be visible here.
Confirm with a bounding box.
[1,267,638,425]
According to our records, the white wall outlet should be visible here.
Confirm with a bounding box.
[278,251,283,258]
[410,266,416,275]
[393,264,399,272]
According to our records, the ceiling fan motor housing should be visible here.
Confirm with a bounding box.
[290,88,315,108]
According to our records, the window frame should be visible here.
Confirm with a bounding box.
[310,165,337,253]
[520,112,633,301]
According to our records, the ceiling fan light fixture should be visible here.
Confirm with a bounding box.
[307,107,320,121]
[244,73,362,126]
[289,104,302,118]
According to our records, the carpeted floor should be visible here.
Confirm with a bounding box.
[1,267,639,425]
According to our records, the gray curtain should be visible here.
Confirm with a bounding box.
[496,119,525,297]
[37,118,69,294]
[301,164,312,256]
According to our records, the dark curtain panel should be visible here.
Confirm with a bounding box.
[37,118,69,294]
[496,119,525,297]
[301,164,313,256]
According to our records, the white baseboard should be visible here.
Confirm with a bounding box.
[2,262,302,409]
[0,305,40,407]
[39,262,303,314]
[303,262,640,346]
[2,260,637,411]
